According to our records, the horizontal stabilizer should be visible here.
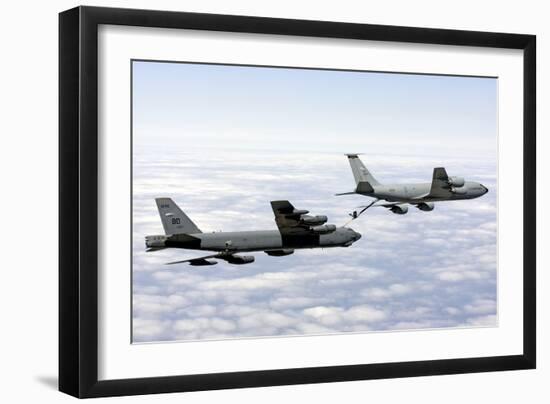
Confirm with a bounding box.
[336,181,374,196]
[146,247,166,252]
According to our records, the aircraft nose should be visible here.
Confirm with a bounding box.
[481,184,489,194]
[353,231,362,241]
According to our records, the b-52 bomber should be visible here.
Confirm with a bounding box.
[337,154,489,217]
[145,198,361,266]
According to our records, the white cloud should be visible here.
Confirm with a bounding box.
[269,297,327,310]
[445,307,461,315]
[132,148,497,342]
[174,317,237,333]
[464,299,497,315]
[436,270,488,282]
[132,318,170,341]
[239,311,296,330]
[303,305,387,326]
[464,315,497,326]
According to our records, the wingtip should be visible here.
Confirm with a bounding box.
[344,153,362,158]
[335,191,357,196]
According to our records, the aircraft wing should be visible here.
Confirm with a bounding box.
[427,167,452,198]
[165,253,220,266]
[270,200,314,235]
[166,252,255,266]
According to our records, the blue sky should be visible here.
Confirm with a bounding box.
[133,61,497,156]
[132,60,497,342]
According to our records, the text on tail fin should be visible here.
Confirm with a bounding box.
[155,198,202,235]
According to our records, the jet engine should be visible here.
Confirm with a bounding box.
[300,215,328,226]
[416,202,435,211]
[390,205,408,214]
[265,249,295,256]
[289,208,309,217]
[225,255,255,265]
[311,224,337,234]
[189,259,217,266]
[450,187,468,195]
[448,176,465,187]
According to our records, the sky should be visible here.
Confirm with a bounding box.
[131,60,497,343]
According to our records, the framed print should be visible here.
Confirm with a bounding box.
[59,6,536,398]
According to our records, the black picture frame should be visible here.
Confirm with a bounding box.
[59,5,536,398]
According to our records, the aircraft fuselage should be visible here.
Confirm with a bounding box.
[365,181,488,203]
[146,227,361,253]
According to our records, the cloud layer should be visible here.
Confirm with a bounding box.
[132,147,497,342]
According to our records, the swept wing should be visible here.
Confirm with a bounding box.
[427,167,453,198]
[270,200,334,236]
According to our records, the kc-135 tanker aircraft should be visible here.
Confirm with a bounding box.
[145,198,362,266]
[337,154,489,218]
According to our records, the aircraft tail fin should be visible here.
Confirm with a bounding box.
[356,181,375,194]
[346,154,380,186]
[155,198,202,235]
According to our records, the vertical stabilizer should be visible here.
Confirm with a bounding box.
[346,154,380,186]
[155,198,202,235]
